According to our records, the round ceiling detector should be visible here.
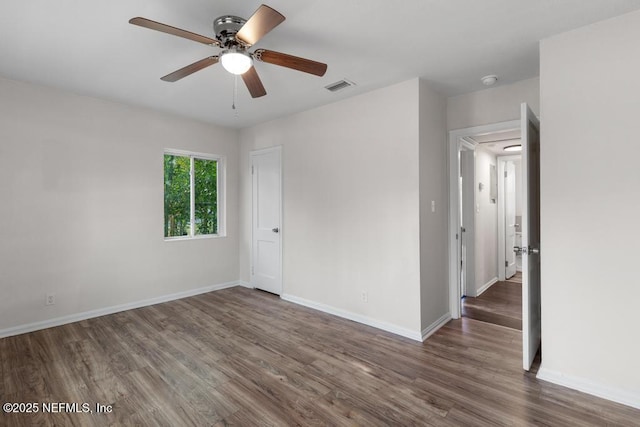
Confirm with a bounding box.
[481,75,498,86]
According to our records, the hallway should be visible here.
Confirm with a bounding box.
[462,273,522,330]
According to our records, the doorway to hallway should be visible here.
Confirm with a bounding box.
[448,104,541,370]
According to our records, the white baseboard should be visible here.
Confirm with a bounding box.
[280,294,423,342]
[238,280,253,288]
[0,281,240,339]
[476,277,498,297]
[421,313,452,341]
[537,366,640,410]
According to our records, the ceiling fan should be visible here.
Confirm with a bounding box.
[129,4,328,98]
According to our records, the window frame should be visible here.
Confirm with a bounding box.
[163,149,226,241]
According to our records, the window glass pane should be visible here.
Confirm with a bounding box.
[194,158,218,235]
[164,154,191,237]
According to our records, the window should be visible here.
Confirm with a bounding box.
[164,150,225,239]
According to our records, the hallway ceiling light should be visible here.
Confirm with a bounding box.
[504,144,522,152]
[481,74,498,86]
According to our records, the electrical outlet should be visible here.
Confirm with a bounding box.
[361,291,368,303]
[46,293,55,306]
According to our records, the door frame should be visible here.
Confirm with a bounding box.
[448,120,520,318]
[250,145,284,294]
[497,155,521,281]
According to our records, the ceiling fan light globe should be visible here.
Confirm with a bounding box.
[221,51,253,75]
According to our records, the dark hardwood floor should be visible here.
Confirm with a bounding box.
[2,286,639,426]
[462,273,523,330]
[507,271,523,283]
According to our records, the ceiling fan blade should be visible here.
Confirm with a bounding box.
[129,17,220,46]
[241,66,267,98]
[161,56,219,82]
[254,49,327,77]
[236,5,285,46]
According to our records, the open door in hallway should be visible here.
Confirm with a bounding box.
[521,103,541,371]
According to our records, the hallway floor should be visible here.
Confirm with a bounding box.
[462,272,522,330]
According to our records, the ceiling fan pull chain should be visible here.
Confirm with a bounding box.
[232,74,237,111]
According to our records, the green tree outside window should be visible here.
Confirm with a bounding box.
[164,153,218,238]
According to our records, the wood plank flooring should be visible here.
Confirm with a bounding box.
[2,286,639,426]
[507,271,523,284]
[462,274,522,330]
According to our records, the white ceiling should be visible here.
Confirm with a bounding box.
[1,1,639,128]
[469,129,522,156]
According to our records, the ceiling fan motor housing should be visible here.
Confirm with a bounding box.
[214,15,247,46]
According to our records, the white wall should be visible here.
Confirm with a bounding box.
[239,79,423,336]
[0,77,239,333]
[539,9,640,407]
[447,78,539,131]
[418,80,449,332]
[474,147,498,294]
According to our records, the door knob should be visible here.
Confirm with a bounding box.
[529,247,539,255]
[272,227,279,233]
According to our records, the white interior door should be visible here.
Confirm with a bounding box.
[521,103,541,371]
[460,147,476,296]
[459,148,475,299]
[251,147,282,295]
[459,175,466,298]
[505,161,517,279]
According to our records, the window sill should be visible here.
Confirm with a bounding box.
[164,234,226,242]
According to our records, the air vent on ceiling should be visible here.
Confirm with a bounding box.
[325,79,356,92]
